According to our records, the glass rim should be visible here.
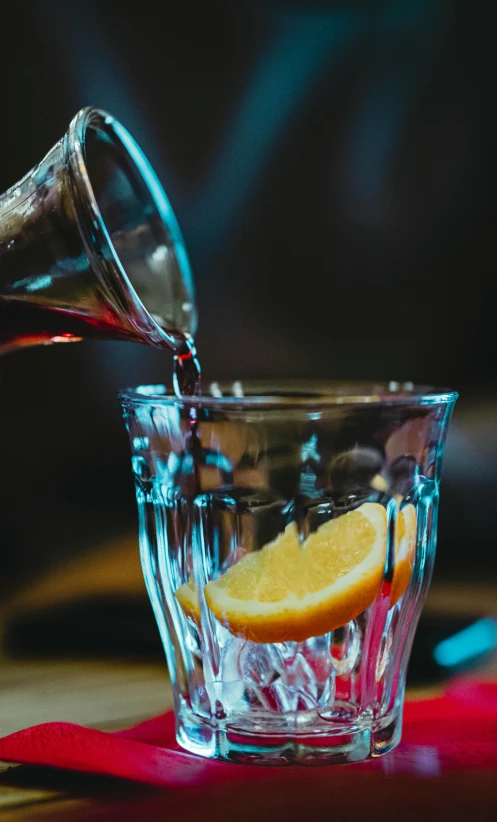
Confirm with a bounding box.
[64,106,196,349]
[118,380,458,410]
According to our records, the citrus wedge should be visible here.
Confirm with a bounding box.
[203,502,387,643]
[175,578,200,624]
[391,503,417,605]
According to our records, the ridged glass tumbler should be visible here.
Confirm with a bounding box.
[120,382,457,765]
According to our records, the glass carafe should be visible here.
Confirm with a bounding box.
[0,107,196,354]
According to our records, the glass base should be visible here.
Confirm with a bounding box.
[177,708,402,765]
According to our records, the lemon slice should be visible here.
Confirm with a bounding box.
[391,504,417,605]
[174,578,199,624]
[199,502,386,643]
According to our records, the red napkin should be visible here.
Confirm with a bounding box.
[0,678,496,789]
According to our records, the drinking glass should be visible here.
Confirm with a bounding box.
[120,381,457,764]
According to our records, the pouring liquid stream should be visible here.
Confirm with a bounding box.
[172,333,202,398]
[172,332,204,495]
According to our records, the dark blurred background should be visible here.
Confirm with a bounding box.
[0,0,496,665]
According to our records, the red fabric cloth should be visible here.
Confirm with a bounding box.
[0,678,495,789]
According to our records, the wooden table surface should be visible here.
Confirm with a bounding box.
[0,658,173,820]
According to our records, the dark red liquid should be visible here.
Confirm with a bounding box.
[0,298,143,353]
[0,297,202,403]
[172,333,203,497]
[172,333,202,397]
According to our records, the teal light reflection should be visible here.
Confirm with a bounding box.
[433,618,497,669]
